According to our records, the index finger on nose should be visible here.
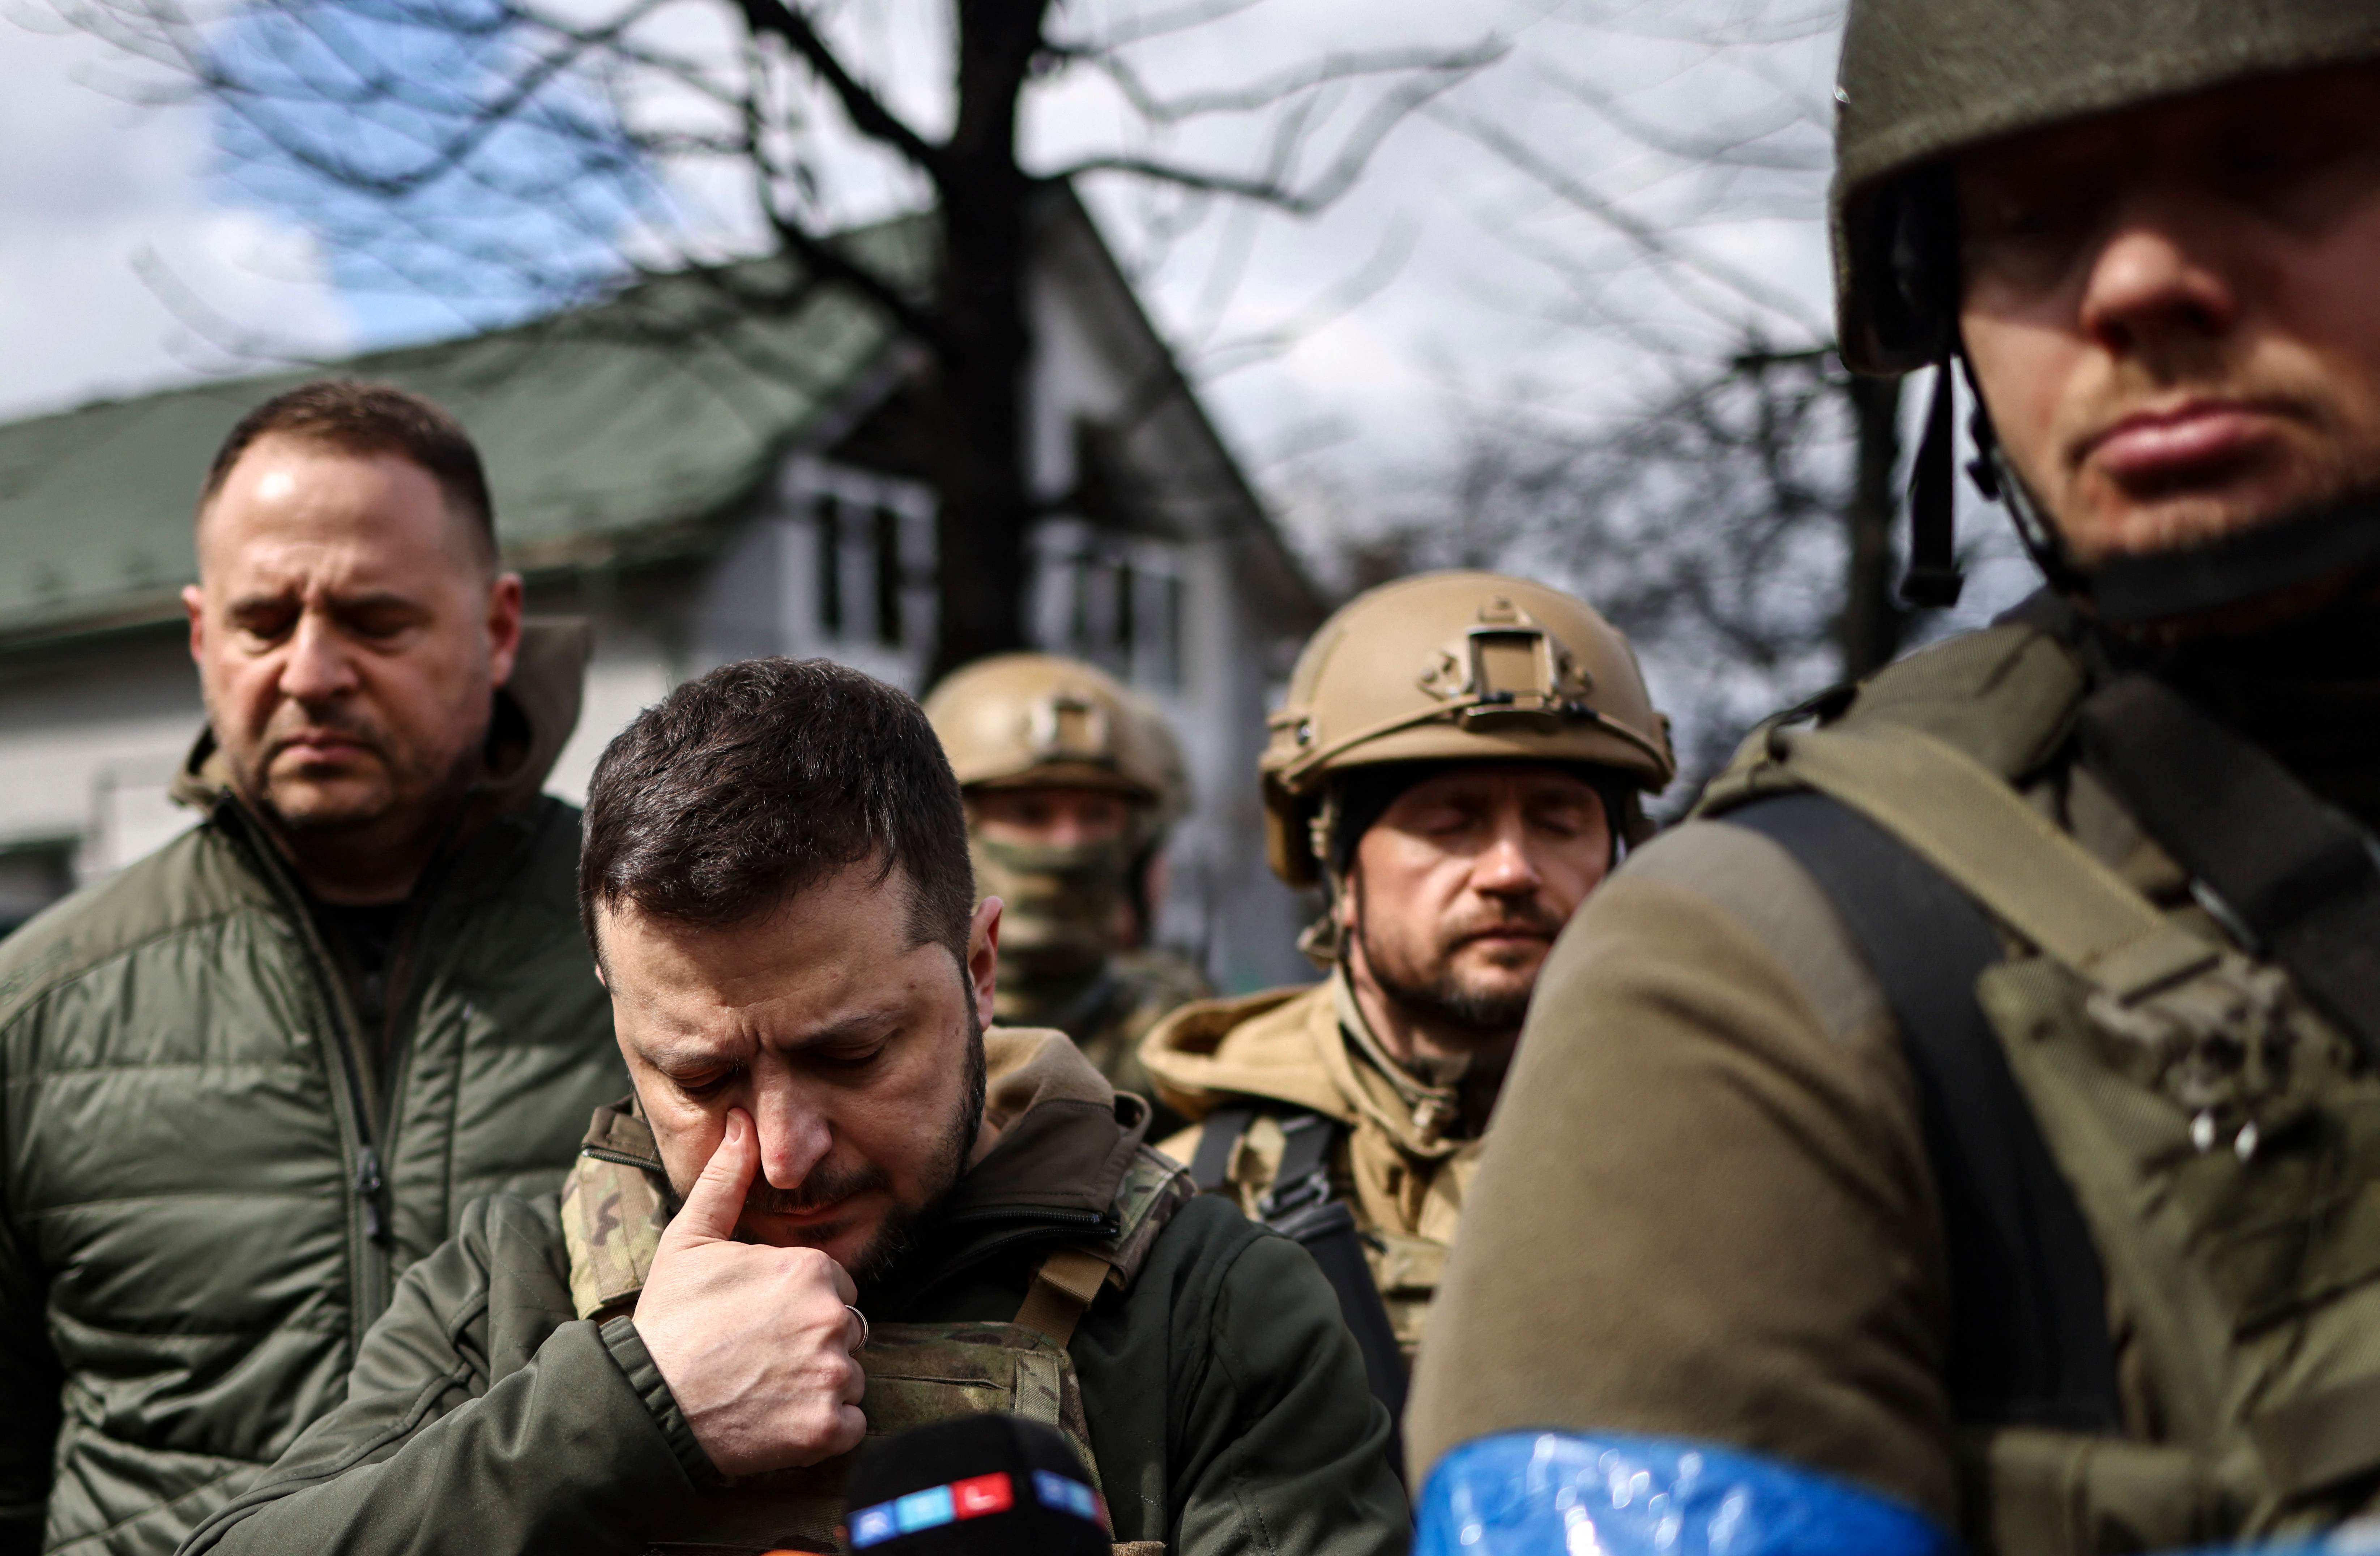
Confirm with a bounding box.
[661,1108,757,1248]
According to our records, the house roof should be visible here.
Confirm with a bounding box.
[0,229,920,649]
[0,196,1321,652]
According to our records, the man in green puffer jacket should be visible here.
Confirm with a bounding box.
[0,382,626,1556]
[175,657,1408,1556]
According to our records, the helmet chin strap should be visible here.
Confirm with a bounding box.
[1899,359,1967,607]
[1962,375,2380,626]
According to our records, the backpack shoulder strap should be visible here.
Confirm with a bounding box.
[1253,1110,1412,1472]
[1775,724,2219,1004]
[1011,1146,1197,1347]
[1188,1106,1255,1192]
[1720,788,2123,1432]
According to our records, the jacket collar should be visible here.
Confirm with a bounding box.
[1140,976,1477,1158]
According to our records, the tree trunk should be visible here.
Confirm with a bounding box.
[1835,371,1906,680]
[922,0,1050,682]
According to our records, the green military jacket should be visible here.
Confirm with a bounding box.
[176,1030,1409,1556]
[0,625,626,1556]
[1408,604,2380,1553]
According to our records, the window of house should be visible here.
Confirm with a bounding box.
[1031,520,1185,689]
[785,457,933,662]
[0,840,74,940]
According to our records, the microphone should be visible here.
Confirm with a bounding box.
[840,1415,1112,1555]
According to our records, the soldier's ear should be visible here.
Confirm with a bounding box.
[1333,865,1361,935]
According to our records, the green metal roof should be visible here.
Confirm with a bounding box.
[0,234,923,647]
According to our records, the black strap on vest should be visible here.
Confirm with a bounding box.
[1192,1107,1411,1469]
[1724,792,2124,1432]
[1188,1107,1253,1192]
[2078,673,2380,1065]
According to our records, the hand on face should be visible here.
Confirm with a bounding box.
[1958,64,2380,568]
[634,1108,869,1477]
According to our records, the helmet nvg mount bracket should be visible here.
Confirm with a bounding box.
[1261,571,1673,891]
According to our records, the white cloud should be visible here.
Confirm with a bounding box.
[0,17,349,420]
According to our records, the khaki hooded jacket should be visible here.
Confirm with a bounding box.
[1142,977,1481,1360]
[0,623,626,1556]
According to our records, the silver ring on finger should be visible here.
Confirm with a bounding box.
[845,1303,870,1350]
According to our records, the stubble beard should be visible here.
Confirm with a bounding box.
[746,1002,988,1285]
[1359,929,1536,1037]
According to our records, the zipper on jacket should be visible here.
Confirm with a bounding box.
[216,800,397,1343]
[353,1143,389,1244]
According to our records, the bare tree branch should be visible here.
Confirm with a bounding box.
[1069,39,1502,124]
[1435,102,1830,342]
[1057,42,1497,213]
[1537,61,1827,172]
[726,0,939,176]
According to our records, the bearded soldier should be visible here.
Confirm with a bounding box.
[1140,572,1672,1430]
[922,655,1208,1126]
[1409,5,2380,1553]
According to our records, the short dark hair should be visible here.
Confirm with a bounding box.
[201,380,496,559]
[579,658,976,969]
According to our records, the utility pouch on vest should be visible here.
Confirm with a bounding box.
[642,1321,1099,1556]
[1731,722,2380,1552]
[560,1136,1192,1556]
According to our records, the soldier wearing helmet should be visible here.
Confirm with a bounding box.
[922,654,1208,1126]
[1139,572,1671,1427]
[1410,4,2380,1552]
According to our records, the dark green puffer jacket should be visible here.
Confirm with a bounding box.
[0,624,627,1556]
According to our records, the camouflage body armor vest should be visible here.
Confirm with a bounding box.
[558,1111,1191,1556]
[1702,623,2380,1555]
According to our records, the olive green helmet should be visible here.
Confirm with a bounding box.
[1261,571,1673,889]
[1834,0,2380,375]
[922,653,1185,831]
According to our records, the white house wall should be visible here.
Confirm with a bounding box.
[0,631,205,882]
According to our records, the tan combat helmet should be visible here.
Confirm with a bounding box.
[923,653,1185,838]
[1262,571,1673,889]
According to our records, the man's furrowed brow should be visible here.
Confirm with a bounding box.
[780,1005,906,1054]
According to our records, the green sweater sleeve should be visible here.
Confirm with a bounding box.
[1173,1231,1411,1556]
[178,1201,704,1556]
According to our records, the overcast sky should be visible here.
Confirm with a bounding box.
[0,2,1839,507]
[0,0,2037,635]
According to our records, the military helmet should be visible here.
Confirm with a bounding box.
[1261,571,1673,888]
[1833,0,2380,375]
[922,653,1185,826]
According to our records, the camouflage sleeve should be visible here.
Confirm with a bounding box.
[1170,1226,1410,1556]
[1404,820,1959,1524]
[180,1197,706,1556]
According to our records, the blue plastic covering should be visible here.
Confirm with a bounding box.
[1413,1431,1953,1556]
[1414,1431,2380,1555]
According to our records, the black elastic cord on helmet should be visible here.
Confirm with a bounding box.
[1899,360,1965,607]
